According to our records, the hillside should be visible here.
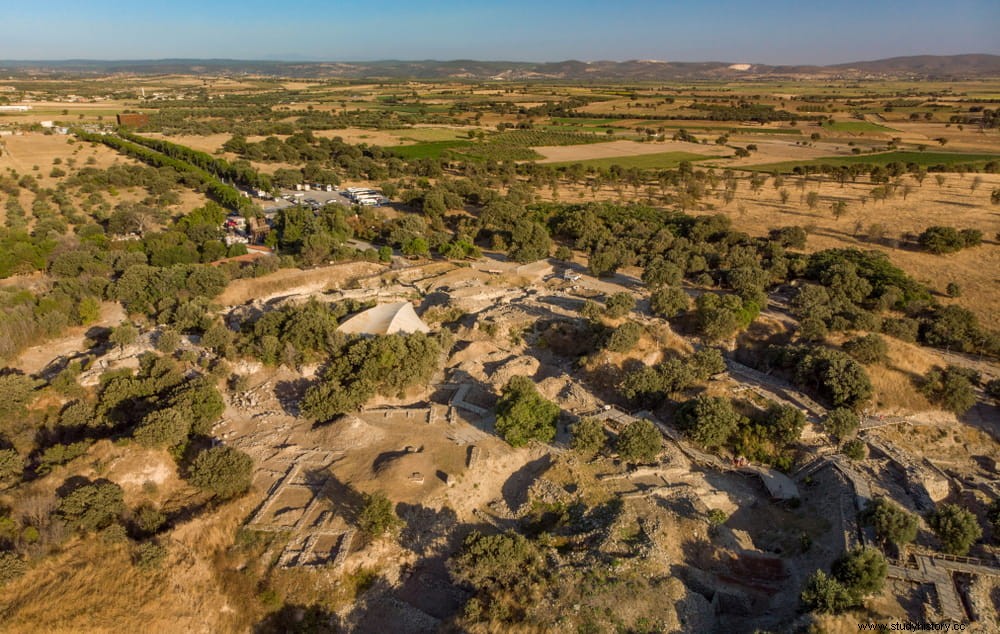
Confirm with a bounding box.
[0,54,998,80]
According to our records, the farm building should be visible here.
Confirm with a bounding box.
[116,113,150,128]
[337,302,430,336]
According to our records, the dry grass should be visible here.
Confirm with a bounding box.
[551,171,1000,329]
[0,537,236,634]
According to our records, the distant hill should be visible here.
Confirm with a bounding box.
[0,54,997,80]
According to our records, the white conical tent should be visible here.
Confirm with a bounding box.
[337,302,430,336]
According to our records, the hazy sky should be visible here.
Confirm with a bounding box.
[3,0,998,64]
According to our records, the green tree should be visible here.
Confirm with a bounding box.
[616,419,662,463]
[920,366,977,415]
[187,446,254,499]
[571,417,606,455]
[109,322,138,351]
[507,221,551,263]
[863,497,919,549]
[650,286,689,318]
[495,376,560,447]
[0,374,38,422]
[134,407,191,449]
[155,328,181,353]
[676,395,743,449]
[451,530,546,595]
[800,570,852,614]
[695,293,758,341]
[832,547,887,601]
[764,403,806,446]
[842,334,888,365]
[604,292,636,319]
[824,408,859,441]
[926,503,982,555]
[169,379,225,436]
[56,480,125,532]
[358,491,399,539]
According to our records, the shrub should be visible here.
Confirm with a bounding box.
[842,334,888,365]
[495,376,560,447]
[788,346,873,410]
[920,366,977,415]
[0,449,22,483]
[642,258,683,288]
[770,226,807,249]
[695,293,759,341]
[842,438,867,460]
[604,321,642,353]
[764,403,806,446]
[571,418,607,455]
[130,503,167,538]
[132,541,168,570]
[926,503,982,555]
[187,445,254,499]
[0,550,26,586]
[616,419,662,463]
[451,530,546,595]
[986,379,1000,401]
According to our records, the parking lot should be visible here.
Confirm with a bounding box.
[262,188,356,214]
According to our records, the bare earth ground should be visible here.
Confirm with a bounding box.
[701,138,852,167]
[534,139,729,163]
[215,261,385,306]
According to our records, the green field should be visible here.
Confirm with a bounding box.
[389,127,469,142]
[550,117,620,125]
[729,127,802,135]
[822,120,898,133]
[390,139,473,159]
[746,151,1000,173]
[548,151,712,170]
